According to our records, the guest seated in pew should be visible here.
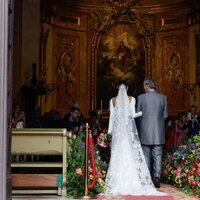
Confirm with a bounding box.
[41,109,63,128]
[12,103,26,128]
[187,105,200,137]
[63,105,84,134]
[165,116,176,150]
[175,112,188,146]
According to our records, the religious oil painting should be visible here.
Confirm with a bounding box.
[97,24,145,110]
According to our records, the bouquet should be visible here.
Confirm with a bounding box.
[97,129,112,148]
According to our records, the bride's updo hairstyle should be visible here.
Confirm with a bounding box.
[116,80,128,91]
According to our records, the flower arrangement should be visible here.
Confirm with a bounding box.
[97,129,112,148]
[66,132,108,197]
[162,135,200,196]
[88,146,108,194]
[66,133,85,196]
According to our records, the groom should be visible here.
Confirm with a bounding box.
[136,77,168,188]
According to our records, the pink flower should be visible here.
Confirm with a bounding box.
[97,170,102,177]
[191,180,197,185]
[76,168,82,175]
[176,167,182,178]
[197,182,200,187]
[194,171,198,176]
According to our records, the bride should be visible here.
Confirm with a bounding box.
[103,81,166,196]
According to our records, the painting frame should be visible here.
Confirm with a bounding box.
[90,10,154,117]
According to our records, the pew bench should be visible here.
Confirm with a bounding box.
[11,128,69,196]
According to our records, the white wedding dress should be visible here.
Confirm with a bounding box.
[103,84,166,196]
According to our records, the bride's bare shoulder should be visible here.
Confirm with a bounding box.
[128,96,132,102]
[111,97,117,107]
[128,96,135,103]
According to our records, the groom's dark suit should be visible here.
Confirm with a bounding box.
[136,90,168,185]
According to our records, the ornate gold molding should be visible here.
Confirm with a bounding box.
[105,0,139,7]
[90,0,153,35]
[163,36,186,98]
[55,33,80,112]
[195,31,200,85]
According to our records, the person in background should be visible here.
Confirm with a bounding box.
[29,107,42,128]
[12,103,26,128]
[88,110,102,144]
[187,105,199,137]
[63,106,83,134]
[165,116,176,150]
[175,112,188,146]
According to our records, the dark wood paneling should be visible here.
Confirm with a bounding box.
[12,174,58,187]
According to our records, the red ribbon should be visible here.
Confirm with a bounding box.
[87,135,97,189]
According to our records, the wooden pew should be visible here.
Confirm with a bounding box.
[11,128,69,196]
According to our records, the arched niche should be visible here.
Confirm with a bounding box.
[90,5,154,115]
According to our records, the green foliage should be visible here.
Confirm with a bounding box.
[66,133,85,196]
[66,133,108,197]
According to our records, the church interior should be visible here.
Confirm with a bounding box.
[6,0,200,199]
[13,0,200,120]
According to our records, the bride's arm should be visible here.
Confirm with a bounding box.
[130,97,135,116]
[131,97,142,118]
[108,99,114,134]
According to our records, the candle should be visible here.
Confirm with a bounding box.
[85,122,89,132]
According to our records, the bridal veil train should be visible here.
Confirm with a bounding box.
[102,83,166,196]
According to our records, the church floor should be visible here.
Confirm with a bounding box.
[12,184,199,200]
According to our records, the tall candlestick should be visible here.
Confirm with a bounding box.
[91,99,94,110]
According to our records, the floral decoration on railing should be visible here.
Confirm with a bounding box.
[66,132,109,197]
[162,135,200,196]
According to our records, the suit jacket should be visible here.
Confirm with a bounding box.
[136,91,168,145]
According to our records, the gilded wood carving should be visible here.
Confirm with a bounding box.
[195,31,200,85]
[163,37,184,95]
[162,35,187,112]
[56,34,80,112]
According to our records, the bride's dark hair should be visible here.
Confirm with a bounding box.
[116,80,128,88]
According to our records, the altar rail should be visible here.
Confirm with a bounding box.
[11,128,69,196]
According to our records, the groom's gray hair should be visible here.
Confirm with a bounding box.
[143,77,156,89]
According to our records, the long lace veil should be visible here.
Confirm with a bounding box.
[116,84,129,126]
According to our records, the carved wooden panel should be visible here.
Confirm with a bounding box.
[55,34,80,114]
[195,32,200,84]
[162,35,187,112]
